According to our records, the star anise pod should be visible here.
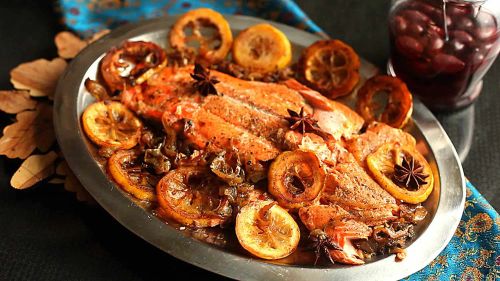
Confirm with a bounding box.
[190,63,219,96]
[285,107,329,139]
[305,229,342,265]
[393,155,429,190]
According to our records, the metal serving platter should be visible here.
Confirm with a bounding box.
[54,15,465,281]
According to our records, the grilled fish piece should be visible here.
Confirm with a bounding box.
[299,203,397,231]
[323,161,398,209]
[184,107,281,162]
[282,79,364,140]
[202,95,289,142]
[122,66,311,121]
[121,65,363,162]
[325,219,372,265]
[345,122,416,167]
[299,205,372,265]
[299,204,351,231]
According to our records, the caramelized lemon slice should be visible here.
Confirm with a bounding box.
[356,75,413,129]
[268,150,325,210]
[299,39,360,99]
[108,150,158,201]
[366,144,434,204]
[169,8,233,64]
[156,167,232,228]
[236,201,300,260]
[232,23,292,73]
[100,41,167,93]
[82,101,142,149]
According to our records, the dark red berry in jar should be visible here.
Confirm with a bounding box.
[471,50,485,67]
[408,1,434,13]
[432,53,465,74]
[408,59,433,77]
[474,12,497,41]
[448,39,466,55]
[400,9,431,24]
[447,5,471,17]
[476,12,496,28]
[483,42,494,52]
[392,16,408,34]
[424,34,444,54]
[481,42,499,58]
[396,35,424,58]
[445,15,453,27]
[476,43,500,61]
[454,16,475,32]
[407,23,425,36]
[475,26,497,42]
[427,23,445,37]
[433,12,452,27]
[452,30,475,46]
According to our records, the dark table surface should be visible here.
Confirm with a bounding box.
[0,1,498,280]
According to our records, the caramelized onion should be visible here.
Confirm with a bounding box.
[210,151,245,186]
[399,204,428,223]
[144,147,171,174]
[84,78,110,100]
[372,223,414,245]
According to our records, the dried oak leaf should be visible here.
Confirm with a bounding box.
[0,103,55,159]
[10,151,57,189]
[54,31,87,59]
[87,29,110,44]
[55,30,110,59]
[54,159,94,203]
[0,90,37,114]
[10,58,67,99]
[64,168,94,203]
[55,160,70,176]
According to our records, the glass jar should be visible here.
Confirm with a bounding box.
[387,0,500,110]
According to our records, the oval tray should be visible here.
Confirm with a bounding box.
[54,15,465,281]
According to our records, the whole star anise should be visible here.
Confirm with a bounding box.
[190,63,219,96]
[305,229,342,265]
[285,107,329,139]
[393,155,429,190]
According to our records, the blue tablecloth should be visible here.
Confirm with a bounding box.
[58,1,499,279]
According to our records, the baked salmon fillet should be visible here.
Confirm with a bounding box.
[121,65,364,162]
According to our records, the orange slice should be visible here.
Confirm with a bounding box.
[366,143,434,204]
[235,200,300,260]
[299,40,360,99]
[356,75,413,129]
[232,23,292,73]
[169,8,232,64]
[82,101,142,149]
[108,150,158,201]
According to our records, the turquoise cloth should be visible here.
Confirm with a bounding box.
[57,0,324,38]
[58,1,499,279]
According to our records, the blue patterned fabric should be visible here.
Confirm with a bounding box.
[57,0,324,38]
[404,181,499,281]
[58,1,499,279]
